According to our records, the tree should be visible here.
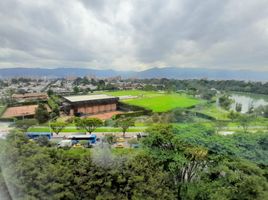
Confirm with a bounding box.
[238,115,252,133]
[13,119,38,131]
[263,105,268,118]
[142,124,210,199]
[103,134,116,145]
[228,110,239,122]
[143,84,156,91]
[50,121,67,135]
[215,120,228,134]
[73,86,79,94]
[170,109,191,123]
[47,89,54,96]
[247,101,254,114]
[219,95,233,110]
[199,89,216,100]
[35,136,50,147]
[235,103,242,112]
[151,113,160,123]
[187,158,268,200]
[75,117,102,134]
[114,118,135,137]
[35,104,49,123]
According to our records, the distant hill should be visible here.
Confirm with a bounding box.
[134,67,268,81]
[0,67,267,81]
[0,68,122,78]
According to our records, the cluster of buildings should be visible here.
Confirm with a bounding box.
[0,78,50,95]
[1,90,120,120]
[0,76,156,120]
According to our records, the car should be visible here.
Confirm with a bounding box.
[72,143,84,148]
[57,140,72,148]
[117,137,125,143]
[115,143,124,148]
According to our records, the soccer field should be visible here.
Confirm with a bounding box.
[98,90,202,112]
[123,94,201,112]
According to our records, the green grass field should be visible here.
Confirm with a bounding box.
[196,104,230,120]
[28,126,147,133]
[100,90,202,112]
[123,94,201,112]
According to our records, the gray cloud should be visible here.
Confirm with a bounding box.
[0,0,267,71]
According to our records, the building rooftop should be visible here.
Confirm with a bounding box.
[12,93,48,99]
[63,94,117,103]
[2,104,51,118]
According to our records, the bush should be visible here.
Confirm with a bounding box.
[14,119,38,131]
[115,110,152,119]
[104,119,115,127]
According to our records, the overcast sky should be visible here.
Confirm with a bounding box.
[0,0,268,71]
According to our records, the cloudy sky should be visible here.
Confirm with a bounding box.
[0,0,268,71]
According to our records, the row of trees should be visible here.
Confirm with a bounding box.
[49,117,135,137]
[131,79,268,95]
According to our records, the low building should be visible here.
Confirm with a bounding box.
[12,93,48,101]
[1,104,51,119]
[62,94,119,116]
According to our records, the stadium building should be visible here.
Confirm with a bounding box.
[62,94,119,116]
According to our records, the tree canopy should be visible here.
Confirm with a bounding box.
[75,117,103,134]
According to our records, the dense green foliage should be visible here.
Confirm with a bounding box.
[0,124,267,200]
[50,121,67,135]
[128,79,268,95]
[0,131,174,200]
[13,119,38,131]
[47,95,60,115]
[142,125,268,199]
[114,118,135,137]
[74,117,103,134]
[34,103,50,123]
[218,95,233,110]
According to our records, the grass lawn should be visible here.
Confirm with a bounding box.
[102,90,201,112]
[96,90,202,112]
[195,104,230,120]
[123,94,201,112]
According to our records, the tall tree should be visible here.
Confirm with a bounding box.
[235,103,242,112]
[228,110,239,122]
[75,117,102,134]
[50,121,67,135]
[35,104,49,123]
[238,115,252,133]
[219,95,233,110]
[114,118,135,137]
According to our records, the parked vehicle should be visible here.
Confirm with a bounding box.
[58,134,97,148]
[26,132,52,139]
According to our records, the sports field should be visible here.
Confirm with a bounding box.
[102,90,202,112]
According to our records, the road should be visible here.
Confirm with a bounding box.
[51,131,145,139]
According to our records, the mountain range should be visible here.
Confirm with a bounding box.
[0,67,267,81]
